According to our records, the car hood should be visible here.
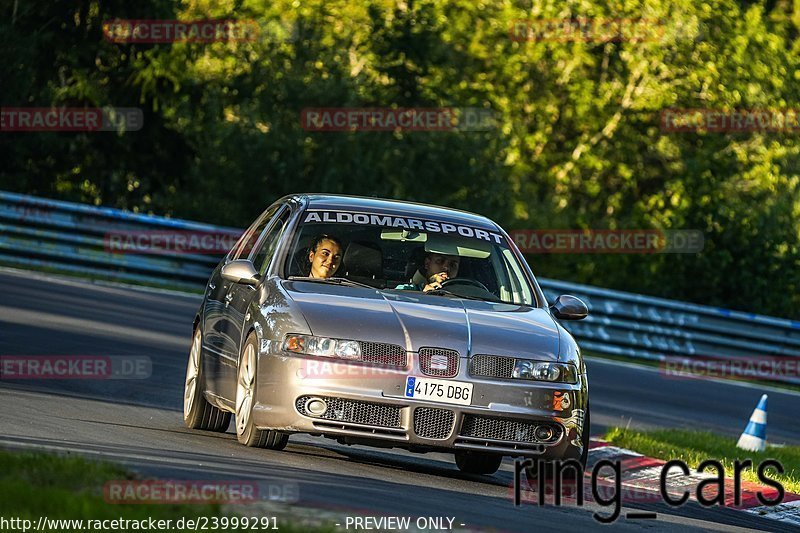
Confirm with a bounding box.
[282,281,560,360]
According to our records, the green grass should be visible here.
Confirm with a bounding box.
[0,449,327,532]
[604,427,800,494]
[0,450,220,523]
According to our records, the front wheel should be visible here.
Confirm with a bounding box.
[184,327,231,432]
[235,332,289,449]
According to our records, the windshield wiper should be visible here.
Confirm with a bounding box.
[288,276,377,290]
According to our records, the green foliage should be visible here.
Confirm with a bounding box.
[1,0,798,317]
[0,449,217,519]
[0,449,332,531]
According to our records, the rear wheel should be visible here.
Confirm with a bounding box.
[235,332,289,449]
[183,327,231,431]
[454,451,503,475]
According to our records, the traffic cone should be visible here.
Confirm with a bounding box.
[736,394,768,452]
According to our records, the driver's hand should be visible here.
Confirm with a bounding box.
[423,273,448,292]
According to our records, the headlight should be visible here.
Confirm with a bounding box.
[512,360,578,383]
[283,334,361,360]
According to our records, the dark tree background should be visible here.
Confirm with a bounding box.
[1,0,799,318]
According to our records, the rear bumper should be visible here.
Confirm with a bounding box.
[253,347,588,460]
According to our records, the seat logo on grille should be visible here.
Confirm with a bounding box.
[430,354,449,370]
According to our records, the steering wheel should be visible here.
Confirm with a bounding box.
[440,278,490,292]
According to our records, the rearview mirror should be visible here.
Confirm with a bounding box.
[381,229,428,242]
[221,259,260,286]
[550,295,588,320]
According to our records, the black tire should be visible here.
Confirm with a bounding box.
[454,451,503,475]
[184,327,231,432]
[235,332,289,450]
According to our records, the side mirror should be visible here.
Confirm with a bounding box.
[550,295,588,320]
[221,259,261,286]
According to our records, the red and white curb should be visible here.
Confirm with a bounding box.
[586,439,800,526]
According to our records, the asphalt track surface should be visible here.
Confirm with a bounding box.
[1,267,799,532]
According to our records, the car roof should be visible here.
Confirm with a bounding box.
[282,194,502,232]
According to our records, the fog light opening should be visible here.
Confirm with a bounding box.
[534,425,554,442]
[305,398,328,417]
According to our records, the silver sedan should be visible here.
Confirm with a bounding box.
[184,194,589,475]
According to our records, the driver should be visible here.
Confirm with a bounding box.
[396,252,460,292]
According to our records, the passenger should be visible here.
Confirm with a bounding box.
[397,251,460,292]
[307,234,343,279]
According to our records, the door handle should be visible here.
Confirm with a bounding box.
[224,292,234,307]
[209,282,216,290]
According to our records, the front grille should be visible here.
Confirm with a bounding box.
[414,407,455,439]
[470,354,515,379]
[358,341,407,367]
[460,415,561,444]
[419,347,459,378]
[296,396,401,428]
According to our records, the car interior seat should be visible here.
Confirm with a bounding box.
[288,238,312,277]
[404,246,426,281]
[343,240,385,288]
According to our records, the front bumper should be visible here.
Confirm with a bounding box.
[254,345,587,459]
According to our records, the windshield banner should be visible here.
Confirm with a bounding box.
[302,210,505,244]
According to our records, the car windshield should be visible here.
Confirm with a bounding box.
[283,210,536,306]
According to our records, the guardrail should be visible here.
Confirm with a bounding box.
[0,190,239,291]
[538,279,800,384]
[3,190,799,383]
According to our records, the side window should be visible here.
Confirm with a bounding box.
[230,205,280,260]
[499,248,534,305]
[251,208,291,275]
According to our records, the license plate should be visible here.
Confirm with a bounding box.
[404,376,473,406]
